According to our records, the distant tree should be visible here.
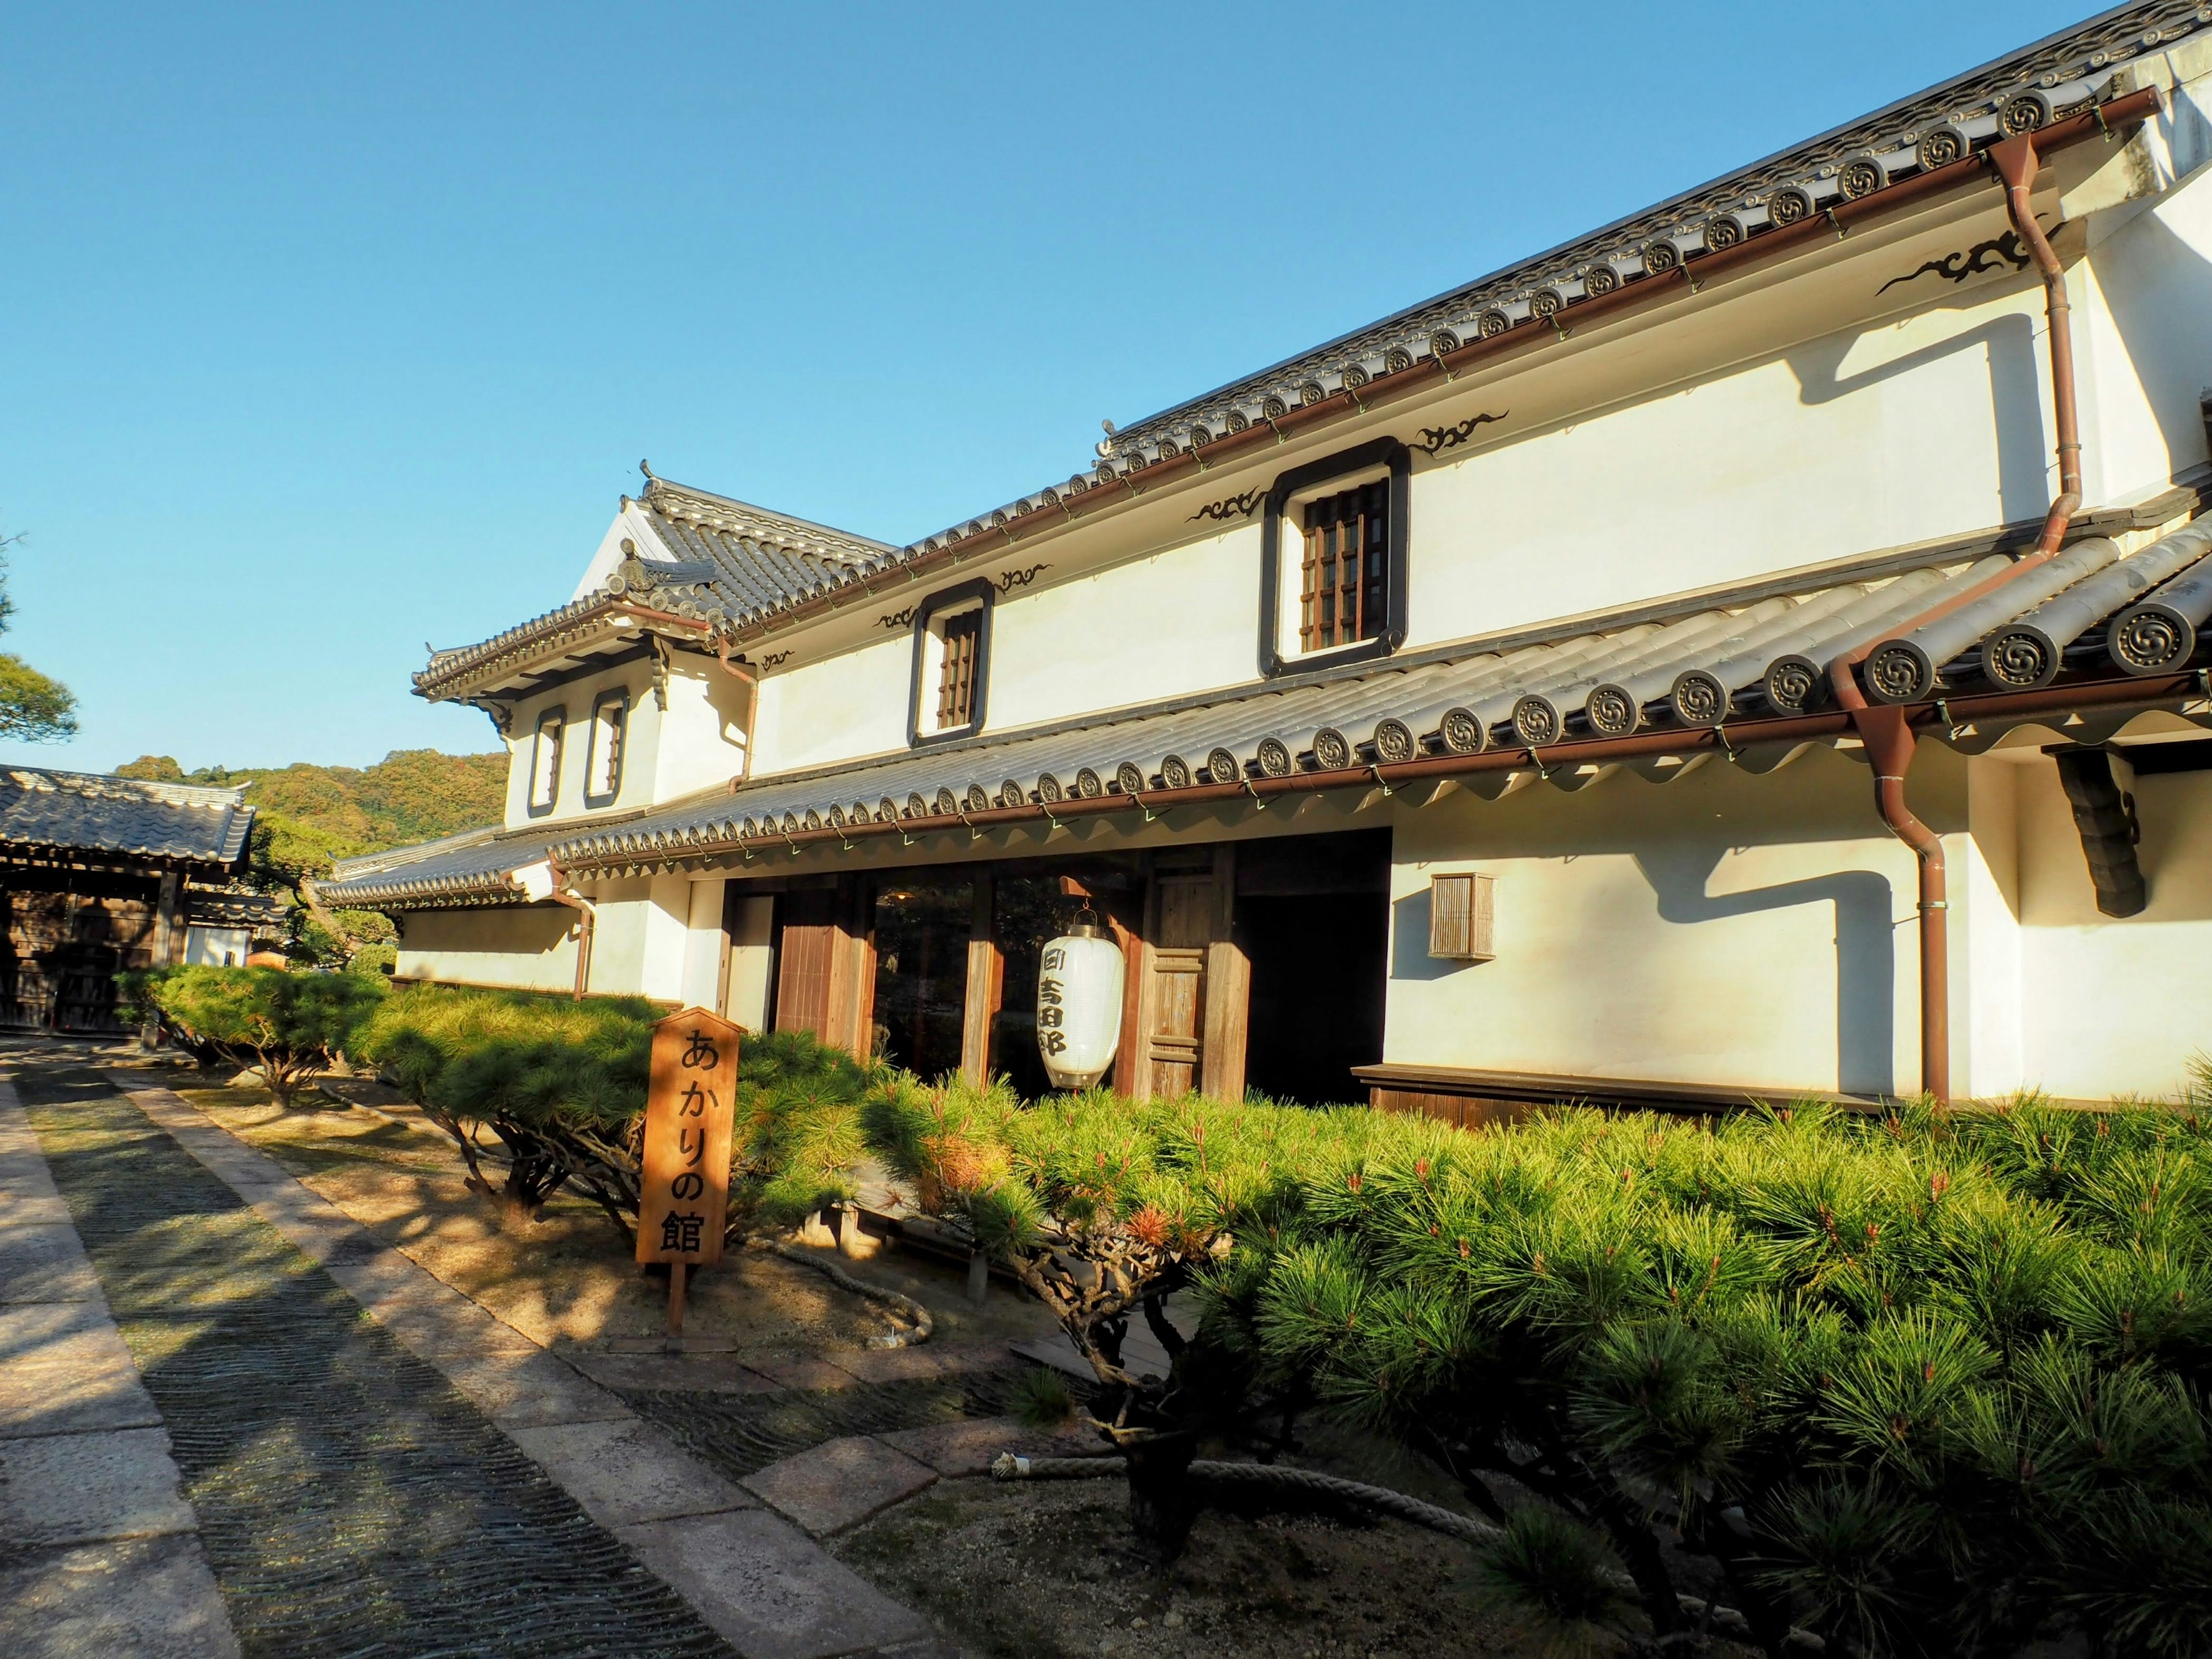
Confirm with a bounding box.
[115,754,188,782]
[0,529,77,744]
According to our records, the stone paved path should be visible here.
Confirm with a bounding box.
[4,1063,950,1659]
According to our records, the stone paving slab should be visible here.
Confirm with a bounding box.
[617,1508,933,1659]
[0,1426,198,1550]
[0,1223,101,1303]
[742,1434,939,1536]
[573,1350,787,1394]
[509,1416,757,1528]
[0,1535,240,1659]
[826,1339,1007,1386]
[436,1346,637,1430]
[123,1080,955,1659]
[877,1414,1104,1479]
[745,1350,869,1392]
[0,1316,163,1439]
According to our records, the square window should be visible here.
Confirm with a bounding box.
[908,579,994,745]
[1257,439,1410,678]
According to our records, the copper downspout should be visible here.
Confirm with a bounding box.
[1825,125,2103,1101]
[546,865,597,1001]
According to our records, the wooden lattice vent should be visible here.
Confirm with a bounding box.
[1428,872,1495,961]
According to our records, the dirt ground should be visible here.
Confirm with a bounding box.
[176,1081,1060,1362]
[837,1476,1528,1659]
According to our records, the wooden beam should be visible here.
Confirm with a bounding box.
[152,871,183,968]
[960,872,1002,1085]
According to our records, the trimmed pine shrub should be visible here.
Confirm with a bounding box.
[137,963,386,1107]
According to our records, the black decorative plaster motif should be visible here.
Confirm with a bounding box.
[877,606,919,631]
[1878,230,2031,294]
[1416,411,1509,457]
[994,564,1049,593]
[1188,488,1267,523]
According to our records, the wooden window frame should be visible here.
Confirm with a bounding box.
[906,578,995,747]
[525,710,566,817]
[1256,438,1411,679]
[582,690,629,807]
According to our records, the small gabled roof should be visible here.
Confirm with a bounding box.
[414,472,903,702]
[0,768,254,872]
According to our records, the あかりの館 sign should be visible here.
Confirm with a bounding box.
[635,1007,740,1267]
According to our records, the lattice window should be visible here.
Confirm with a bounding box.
[528,712,564,812]
[936,609,982,730]
[1299,480,1389,652]
[584,693,627,802]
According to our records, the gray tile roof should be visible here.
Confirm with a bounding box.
[313,822,561,909]
[0,769,254,869]
[184,886,286,929]
[529,512,2212,877]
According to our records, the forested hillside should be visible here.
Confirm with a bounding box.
[115,748,506,965]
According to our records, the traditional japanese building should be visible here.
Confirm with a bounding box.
[322,5,2212,1111]
[0,767,259,1031]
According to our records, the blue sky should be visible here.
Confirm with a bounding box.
[0,1,2097,773]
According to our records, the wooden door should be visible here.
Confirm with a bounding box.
[773,878,876,1063]
[1124,847,1248,1103]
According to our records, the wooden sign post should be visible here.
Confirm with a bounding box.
[636,1006,741,1349]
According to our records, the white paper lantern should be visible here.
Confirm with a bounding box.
[1036,919,1126,1090]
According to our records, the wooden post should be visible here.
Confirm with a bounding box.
[666,1260,687,1343]
[960,872,1002,1084]
[153,870,183,967]
[1200,845,1250,1103]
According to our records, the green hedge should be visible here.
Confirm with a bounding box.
[874,1080,2212,1656]
[131,963,387,1106]
[356,983,870,1235]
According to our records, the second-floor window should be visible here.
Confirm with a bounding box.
[908,578,994,744]
[936,609,982,729]
[584,692,627,804]
[1300,480,1390,651]
[528,711,565,813]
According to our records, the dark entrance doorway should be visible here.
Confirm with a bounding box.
[1237,830,1389,1106]
[870,876,971,1079]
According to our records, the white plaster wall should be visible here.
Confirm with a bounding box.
[986,528,1259,729]
[1407,284,2054,654]
[395,906,578,994]
[726,895,775,1030]
[2015,756,2212,1099]
[2076,159,2212,507]
[750,633,912,776]
[582,876,691,1001]
[185,927,250,968]
[1384,748,1937,1097]
[1957,760,2027,1100]
[653,662,752,798]
[679,878,728,1010]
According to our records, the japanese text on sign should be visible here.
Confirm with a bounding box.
[636,1007,741,1268]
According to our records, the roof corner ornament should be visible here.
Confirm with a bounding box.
[640,459,657,482]
[1094,419,1116,460]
